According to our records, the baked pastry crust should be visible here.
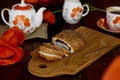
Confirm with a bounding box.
[52,30,84,53]
[42,43,69,56]
[38,30,85,61]
[38,43,70,61]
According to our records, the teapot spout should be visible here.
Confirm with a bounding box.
[34,7,46,28]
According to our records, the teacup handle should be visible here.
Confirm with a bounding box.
[82,4,89,17]
[1,8,10,26]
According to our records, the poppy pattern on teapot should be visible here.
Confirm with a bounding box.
[12,15,34,33]
[13,15,30,27]
[1,1,46,34]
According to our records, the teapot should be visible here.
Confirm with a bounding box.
[1,0,46,34]
[62,0,89,24]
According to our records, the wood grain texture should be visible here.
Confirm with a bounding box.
[28,26,120,77]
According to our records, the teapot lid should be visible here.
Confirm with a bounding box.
[13,0,32,10]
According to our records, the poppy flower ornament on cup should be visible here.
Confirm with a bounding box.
[106,6,120,31]
[62,0,89,24]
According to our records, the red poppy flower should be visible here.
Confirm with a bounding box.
[26,0,64,6]
[25,0,39,3]
[102,56,120,80]
[39,0,50,2]
[43,10,56,24]
[0,39,24,66]
[1,27,25,47]
[0,26,25,66]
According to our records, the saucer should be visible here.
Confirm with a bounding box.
[97,18,120,33]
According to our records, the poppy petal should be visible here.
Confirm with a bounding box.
[1,27,25,47]
[102,56,120,80]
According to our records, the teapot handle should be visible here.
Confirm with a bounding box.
[1,8,10,26]
[82,4,89,17]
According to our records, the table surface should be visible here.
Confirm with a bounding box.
[0,1,120,80]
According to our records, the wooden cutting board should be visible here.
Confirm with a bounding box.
[28,26,120,77]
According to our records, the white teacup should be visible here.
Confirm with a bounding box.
[106,6,120,31]
[62,0,89,24]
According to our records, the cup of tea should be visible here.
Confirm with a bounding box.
[106,6,120,31]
